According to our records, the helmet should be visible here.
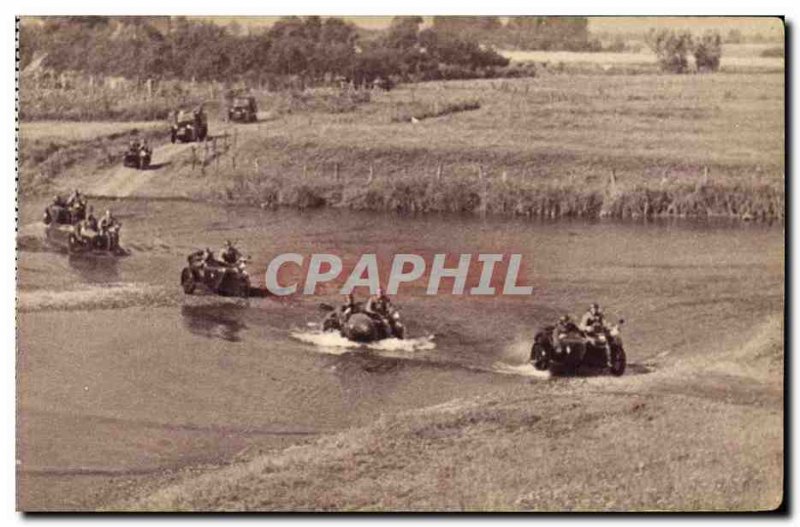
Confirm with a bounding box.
[590,303,600,311]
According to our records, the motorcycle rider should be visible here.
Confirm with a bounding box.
[579,303,607,334]
[76,206,99,245]
[66,189,86,223]
[551,314,577,342]
[364,288,394,336]
[580,303,611,366]
[220,240,242,265]
[66,189,83,208]
[97,209,120,250]
[337,293,358,326]
[84,206,98,232]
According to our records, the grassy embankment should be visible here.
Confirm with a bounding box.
[117,314,783,511]
[21,70,784,221]
[185,73,784,222]
[18,122,168,194]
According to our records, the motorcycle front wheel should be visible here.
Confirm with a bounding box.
[609,345,626,376]
[531,342,551,371]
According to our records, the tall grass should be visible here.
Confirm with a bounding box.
[212,169,782,222]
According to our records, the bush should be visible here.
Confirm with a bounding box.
[647,29,724,74]
[693,32,723,72]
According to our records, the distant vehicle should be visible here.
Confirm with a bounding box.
[123,142,152,170]
[228,96,258,123]
[530,319,626,376]
[171,108,208,143]
[372,76,395,91]
[181,250,251,297]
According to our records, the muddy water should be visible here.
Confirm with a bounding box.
[16,199,784,509]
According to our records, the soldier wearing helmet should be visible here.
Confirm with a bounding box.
[220,240,242,265]
[579,303,606,334]
[364,287,393,334]
[337,293,358,325]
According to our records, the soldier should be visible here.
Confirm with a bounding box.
[579,303,607,334]
[364,288,394,335]
[219,240,242,265]
[98,209,121,250]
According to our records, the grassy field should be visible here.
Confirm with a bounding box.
[20,71,785,221]
[175,72,784,221]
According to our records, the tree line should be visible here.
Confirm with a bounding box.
[20,16,522,86]
[431,16,602,52]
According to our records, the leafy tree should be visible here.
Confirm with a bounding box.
[693,31,723,72]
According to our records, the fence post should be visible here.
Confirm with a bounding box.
[334,162,340,182]
[303,164,308,180]
[607,169,618,195]
[191,146,197,172]
[436,162,442,181]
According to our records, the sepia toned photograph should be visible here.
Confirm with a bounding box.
[15,14,785,512]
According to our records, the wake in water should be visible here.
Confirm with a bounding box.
[290,326,436,356]
[491,362,551,379]
[17,223,51,253]
[18,282,176,312]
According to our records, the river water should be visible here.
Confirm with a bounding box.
[16,198,784,509]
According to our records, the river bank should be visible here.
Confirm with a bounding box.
[19,72,785,222]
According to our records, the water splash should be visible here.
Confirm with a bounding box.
[290,329,436,355]
[488,338,551,378]
[490,362,551,379]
